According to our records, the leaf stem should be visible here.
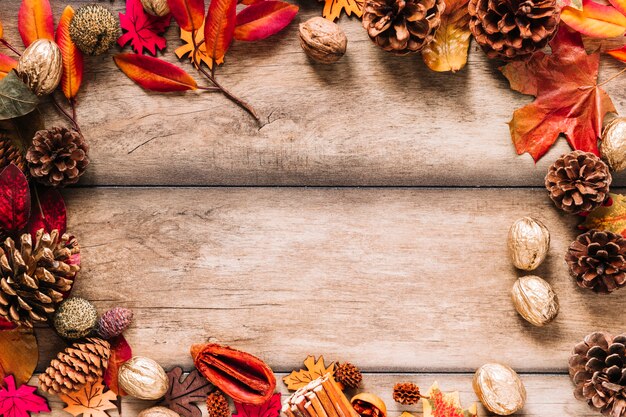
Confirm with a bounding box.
[0,39,22,57]
[51,94,81,133]
[197,85,221,91]
[598,66,626,87]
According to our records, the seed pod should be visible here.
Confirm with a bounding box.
[351,393,387,417]
[507,217,550,270]
[138,407,180,417]
[601,116,626,172]
[140,0,170,16]
[118,356,169,400]
[299,17,347,64]
[473,363,526,415]
[16,39,62,96]
[511,276,559,326]
[53,297,98,339]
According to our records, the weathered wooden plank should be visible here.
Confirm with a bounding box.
[1,1,625,186]
[29,373,597,417]
[33,187,626,372]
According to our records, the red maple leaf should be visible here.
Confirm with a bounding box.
[500,27,616,162]
[0,375,50,417]
[233,393,281,417]
[118,0,171,55]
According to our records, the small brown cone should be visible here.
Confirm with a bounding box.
[335,362,362,389]
[0,135,26,173]
[393,382,422,405]
[207,391,230,417]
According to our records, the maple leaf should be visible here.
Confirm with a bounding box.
[283,356,335,391]
[580,193,626,236]
[422,382,476,417]
[421,0,470,72]
[159,367,213,417]
[233,393,282,417]
[60,379,117,417]
[319,0,363,21]
[118,0,172,55]
[0,375,50,417]
[500,27,616,162]
[175,24,216,69]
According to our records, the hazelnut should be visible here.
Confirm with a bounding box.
[511,275,559,326]
[507,217,550,270]
[298,17,347,64]
[473,363,526,415]
[351,393,387,417]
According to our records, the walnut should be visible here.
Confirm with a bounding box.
[298,17,347,64]
[16,39,62,96]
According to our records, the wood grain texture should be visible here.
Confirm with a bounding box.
[1,1,625,186]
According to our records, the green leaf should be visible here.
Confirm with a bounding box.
[0,110,44,151]
[0,71,38,120]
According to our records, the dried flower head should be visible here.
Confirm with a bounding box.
[70,5,120,55]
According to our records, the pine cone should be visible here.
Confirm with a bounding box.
[545,151,611,214]
[0,230,80,328]
[207,391,230,417]
[362,0,445,54]
[97,307,134,339]
[566,230,626,293]
[39,337,111,394]
[26,127,89,187]
[335,362,362,389]
[393,382,422,405]
[0,135,26,174]
[569,332,626,417]
[468,0,560,60]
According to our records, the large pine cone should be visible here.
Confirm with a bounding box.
[362,0,445,54]
[468,0,560,60]
[0,230,80,328]
[0,135,26,174]
[569,332,626,417]
[566,230,626,293]
[39,337,110,394]
[26,127,89,187]
[545,151,611,214]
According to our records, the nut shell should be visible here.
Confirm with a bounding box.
[351,393,387,417]
[53,297,98,339]
[473,363,526,415]
[16,39,62,96]
[138,407,181,417]
[118,356,169,400]
[601,116,626,172]
[299,17,347,64]
[507,217,550,270]
[140,0,171,16]
[511,275,559,326]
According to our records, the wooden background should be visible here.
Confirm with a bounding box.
[2,0,626,414]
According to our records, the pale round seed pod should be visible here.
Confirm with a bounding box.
[601,116,626,172]
[138,407,181,417]
[473,363,526,415]
[507,217,550,270]
[140,0,170,16]
[299,17,347,64]
[16,39,62,96]
[511,275,559,326]
[118,356,169,400]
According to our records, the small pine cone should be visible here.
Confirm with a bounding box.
[207,391,230,417]
[545,151,611,214]
[335,362,362,389]
[39,337,110,394]
[26,127,89,188]
[0,135,26,174]
[393,382,422,405]
[97,307,134,339]
[566,229,626,293]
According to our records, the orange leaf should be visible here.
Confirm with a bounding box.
[609,0,626,17]
[167,0,205,32]
[18,0,54,48]
[320,0,363,21]
[204,0,237,66]
[59,379,117,417]
[114,53,198,92]
[608,45,626,61]
[175,22,215,68]
[561,0,626,38]
[56,6,84,100]
[0,327,38,387]
[0,54,17,80]
[0,18,3,39]
[283,356,335,391]
[421,0,471,72]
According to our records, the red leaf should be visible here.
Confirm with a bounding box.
[167,0,205,32]
[561,0,626,38]
[204,0,237,66]
[0,55,17,81]
[118,0,172,55]
[56,6,84,100]
[28,186,66,241]
[103,336,133,396]
[234,1,298,41]
[233,393,282,417]
[0,164,30,235]
[500,27,615,161]
[18,0,54,48]
[0,375,50,417]
[0,318,17,331]
[114,53,198,92]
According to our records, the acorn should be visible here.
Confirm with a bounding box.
[53,297,98,339]
[70,5,119,56]
[16,39,62,96]
[140,0,171,16]
[97,307,134,339]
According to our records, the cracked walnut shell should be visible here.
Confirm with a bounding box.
[299,17,347,64]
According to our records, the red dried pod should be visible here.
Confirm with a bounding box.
[191,343,276,405]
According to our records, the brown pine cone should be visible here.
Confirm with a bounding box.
[0,135,26,174]
[545,151,611,214]
[207,391,230,417]
[39,337,111,394]
[0,230,80,328]
[97,307,134,339]
[566,229,626,293]
[26,127,89,187]
[335,362,363,389]
[569,332,626,417]
[393,382,422,405]
[362,0,445,54]
[468,0,560,60]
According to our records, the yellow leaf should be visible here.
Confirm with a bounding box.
[0,327,38,387]
[60,379,118,417]
[581,193,626,235]
[422,382,477,417]
[175,24,222,70]
[421,0,471,72]
[320,0,363,21]
[283,356,335,391]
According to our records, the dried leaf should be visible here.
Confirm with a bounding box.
[608,45,626,61]
[0,328,38,387]
[0,71,39,120]
[159,367,213,417]
[168,0,205,32]
[0,318,17,331]
[234,1,299,41]
[282,356,335,391]
[500,27,615,161]
[27,186,66,241]
[422,382,477,417]
[60,379,118,417]
[610,0,626,16]
[18,0,54,48]
[421,0,470,72]
[0,375,49,417]
[0,110,44,153]
[561,0,626,38]
[204,0,237,66]
[114,53,198,92]
[233,393,282,417]
[56,6,84,101]
[320,0,363,21]
[580,193,626,235]
[0,18,3,39]
[175,23,214,69]
[102,336,132,396]
[118,0,172,55]
[0,55,17,81]
[0,164,31,235]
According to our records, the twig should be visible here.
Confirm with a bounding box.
[197,85,221,92]
[51,95,81,133]
[0,39,21,56]
[598,66,626,87]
